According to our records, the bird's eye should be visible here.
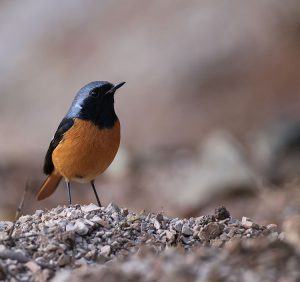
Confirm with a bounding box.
[90,90,98,98]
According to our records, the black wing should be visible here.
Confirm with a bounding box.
[43,118,74,175]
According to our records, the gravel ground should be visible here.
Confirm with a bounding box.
[0,203,297,282]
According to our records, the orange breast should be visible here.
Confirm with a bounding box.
[52,118,120,182]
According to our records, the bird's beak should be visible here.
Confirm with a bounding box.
[105,82,126,95]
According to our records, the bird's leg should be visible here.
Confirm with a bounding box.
[90,180,102,207]
[66,180,72,206]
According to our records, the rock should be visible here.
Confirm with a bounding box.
[153,220,161,230]
[174,221,183,232]
[81,204,101,213]
[241,217,253,229]
[74,221,89,236]
[45,244,58,252]
[0,221,13,232]
[34,210,44,217]
[18,215,31,224]
[100,245,111,256]
[198,223,222,241]
[57,254,72,267]
[85,249,96,260]
[165,230,175,242]
[121,208,129,216]
[155,214,164,223]
[25,260,41,273]
[182,224,193,236]
[210,239,224,248]
[266,224,279,233]
[65,223,76,233]
[215,206,230,220]
[0,232,8,241]
[97,219,111,229]
[106,203,121,214]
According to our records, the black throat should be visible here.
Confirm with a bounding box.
[79,96,118,129]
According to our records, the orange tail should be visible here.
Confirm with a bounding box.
[36,172,62,201]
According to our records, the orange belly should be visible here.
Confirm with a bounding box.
[52,118,120,182]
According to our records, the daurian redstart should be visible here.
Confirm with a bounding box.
[36,81,125,206]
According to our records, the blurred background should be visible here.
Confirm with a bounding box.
[1,0,300,224]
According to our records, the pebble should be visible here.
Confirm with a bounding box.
[154,220,161,230]
[66,223,76,232]
[100,245,111,256]
[57,254,71,266]
[174,221,183,232]
[241,217,253,228]
[267,224,279,233]
[198,223,221,241]
[74,221,89,235]
[81,204,101,213]
[0,204,277,281]
[45,244,58,252]
[97,219,111,229]
[215,206,231,220]
[24,261,41,273]
[182,224,193,236]
[165,230,175,241]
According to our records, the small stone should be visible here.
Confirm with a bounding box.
[165,230,175,242]
[86,220,96,228]
[0,232,8,241]
[0,221,13,232]
[25,261,41,273]
[45,244,58,252]
[100,245,111,256]
[198,223,222,241]
[174,221,183,232]
[182,224,193,236]
[35,210,44,217]
[66,223,76,232]
[155,213,164,222]
[215,206,230,220]
[74,221,89,235]
[90,215,101,223]
[267,224,279,233]
[81,204,101,213]
[154,220,161,230]
[131,222,140,230]
[181,236,193,245]
[106,203,121,214]
[251,223,260,230]
[210,239,224,248]
[219,233,228,241]
[97,219,111,229]
[57,254,71,266]
[121,208,129,216]
[241,217,254,229]
[85,249,96,260]
[18,215,31,223]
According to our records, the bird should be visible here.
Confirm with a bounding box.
[36,80,126,206]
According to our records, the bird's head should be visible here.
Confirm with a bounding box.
[68,81,126,128]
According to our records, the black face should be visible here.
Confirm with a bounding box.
[66,81,125,129]
[88,83,114,100]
